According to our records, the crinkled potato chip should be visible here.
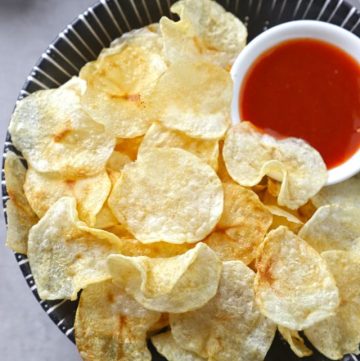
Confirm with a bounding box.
[278,326,313,357]
[108,242,221,313]
[28,197,122,300]
[304,251,360,359]
[75,280,160,361]
[161,0,247,68]
[108,148,223,244]
[107,225,193,258]
[4,151,38,254]
[170,261,276,360]
[223,122,327,209]
[138,122,219,170]
[312,174,360,208]
[95,204,119,229]
[80,44,167,138]
[149,61,232,140]
[255,226,339,330]
[299,204,360,252]
[267,205,303,233]
[152,332,206,361]
[24,167,111,226]
[218,182,272,229]
[147,313,169,337]
[8,88,115,178]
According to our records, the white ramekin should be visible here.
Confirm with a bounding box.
[231,20,360,185]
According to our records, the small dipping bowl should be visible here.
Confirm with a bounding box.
[231,20,360,185]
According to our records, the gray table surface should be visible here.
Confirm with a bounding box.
[0,1,359,361]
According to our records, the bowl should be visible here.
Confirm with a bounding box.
[231,20,360,186]
[2,0,360,360]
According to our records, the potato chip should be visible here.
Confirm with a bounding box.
[149,61,232,140]
[204,232,252,263]
[223,122,327,209]
[8,87,115,178]
[217,142,233,183]
[152,332,206,361]
[170,261,276,360]
[312,173,360,208]
[160,0,247,68]
[94,204,119,229]
[80,44,167,138]
[298,204,360,252]
[4,151,38,254]
[218,183,272,229]
[102,24,163,58]
[28,197,122,300]
[267,205,303,233]
[147,313,169,336]
[60,76,86,95]
[108,148,223,244]
[107,242,221,313]
[304,250,360,359]
[106,225,193,258]
[115,136,143,161]
[255,226,339,330]
[138,122,219,170]
[106,151,132,172]
[75,280,160,361]
[278,326,313,357]
[24,167,111,226]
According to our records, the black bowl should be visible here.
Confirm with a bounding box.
[2,0,360,360]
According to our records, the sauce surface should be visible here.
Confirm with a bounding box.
[240,38,360,169]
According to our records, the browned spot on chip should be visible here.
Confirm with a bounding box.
[53,127,72,142]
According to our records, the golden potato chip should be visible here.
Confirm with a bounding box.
[149,61,232,140]
[94,204,118,229]
[103,24,163,59]
[160,0,247,68]
[80,44,166,138]
[147,313,169,337]
[267,205,303,233]
[170,261,276,360]
[106,225,193,258]
[218,183,272,229]
[106,151,132,172]
[4,151,38,254]
[28,197,122,300]
[115,136,143,161]
[138,122,219,170]
[108,148,223,244]
[8,88,115,178]
[107,242,221,313]
[312,173,360,208]
[255,226,339,330]
[299,204,360,252]
[278,326,313,357]
[24,167,111,226]
[304,250,360,359]
[223,122,327,209]
[59,76,86,94]
[204,232,252,263]
[217,142,233,183]
[75,280,160,361]
[152,332,206,361]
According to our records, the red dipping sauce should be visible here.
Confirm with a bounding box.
[240,39,360,169]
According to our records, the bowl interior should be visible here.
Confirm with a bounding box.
[2,0,360,360]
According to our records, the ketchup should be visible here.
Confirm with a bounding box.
[240,38,360,169]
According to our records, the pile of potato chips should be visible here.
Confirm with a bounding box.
[5,0,360,360]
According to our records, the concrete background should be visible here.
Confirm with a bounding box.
[0,1,359,361]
